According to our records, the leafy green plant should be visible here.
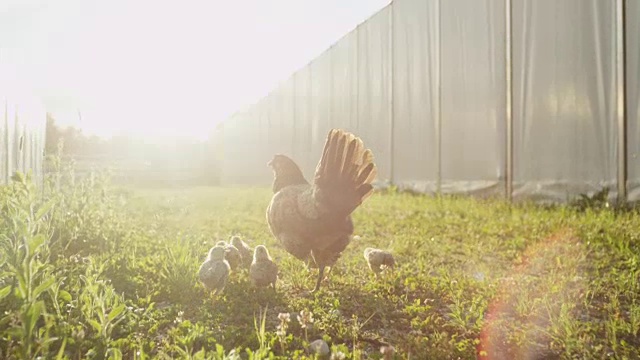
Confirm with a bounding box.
[571,187,610,211]
[0,171,60,359]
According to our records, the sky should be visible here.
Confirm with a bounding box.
[0,0,390,140]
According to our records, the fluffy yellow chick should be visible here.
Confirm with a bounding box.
[198,246,230,294]
[364,248,396,276]
[230,236,253,268]
[249,245,278,288]
[215,240,242,270]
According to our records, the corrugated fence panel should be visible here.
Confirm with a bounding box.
[293,67,315,175]
[235,111,251,184]
[251,99,269,184]
[248,102,268,184]
[309,53,332,160]
[357,5,392,183]
[627,0,640,201]
[266,92,280,157]
[279,77,296,157]
[329,30,359,133]
[224,109,261,185]
[219,0,638,204]
[440,0,506,196]
[230,111,249,184]
[6,102,16,183]
[512,0,617,202]
[392,0,439,193]
[221,112,241,184]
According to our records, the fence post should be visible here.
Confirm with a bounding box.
[616,0,627,204]
[505,0,514,201]
[4,100,8,183]
[435,0,442,195]
[388,2,395,186]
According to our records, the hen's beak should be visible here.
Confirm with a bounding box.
[267,159,273,167]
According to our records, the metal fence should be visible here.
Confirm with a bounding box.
[0,69,46,185]
[216,0,640,203]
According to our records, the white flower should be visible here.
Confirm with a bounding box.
[297,310,314,329]
[278,312,291,322]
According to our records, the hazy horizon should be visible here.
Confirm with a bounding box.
[0,0,390,140]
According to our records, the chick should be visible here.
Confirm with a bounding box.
[198,246,230,294]
[215,240,242,270]
[249,245,278,288]
[230,236,253,268]
[364,248,396,276]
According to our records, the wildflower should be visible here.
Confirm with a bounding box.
[297,310,314,329]
[278,312,291,323]
[330,351,346,360]
[173,310,184,324]
[276,312,292,353]
[276,312,291,338]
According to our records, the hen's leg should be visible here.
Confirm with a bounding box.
[312,265,325,293]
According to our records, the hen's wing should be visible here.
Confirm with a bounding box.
[266,185,315,260]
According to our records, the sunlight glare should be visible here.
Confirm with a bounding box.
[1,0,390,140]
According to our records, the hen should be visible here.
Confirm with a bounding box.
[266,128,377,292]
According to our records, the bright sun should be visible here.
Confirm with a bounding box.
[1,0,390,140]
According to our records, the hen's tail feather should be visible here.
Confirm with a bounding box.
[314,129,377,216]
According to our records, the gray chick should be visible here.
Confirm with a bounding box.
[364,248,396,276]
[215,240,242,271]
[230,236,253,268]
[198,246,230,294]
[249,245,278,288]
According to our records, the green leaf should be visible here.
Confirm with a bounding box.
[106,347,123,360]
[56,338,68,360]
[193,349,206,360]
[33,277,57,300]
[88,319,102,332]
[58,290,72,303]
[27,234,46,256]
[15,272,28,300]
[35,198,57,222]
[107,304,126,322]
[25,301,45,335]
[0,285,12,300]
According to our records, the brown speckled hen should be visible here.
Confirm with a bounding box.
[266,129,377,292]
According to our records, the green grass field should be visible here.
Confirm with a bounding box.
[2,171,640,359]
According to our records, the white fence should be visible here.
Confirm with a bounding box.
[216,0,640,203]
[0,69,46,185]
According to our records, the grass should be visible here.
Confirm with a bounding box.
[2,167,640,359]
